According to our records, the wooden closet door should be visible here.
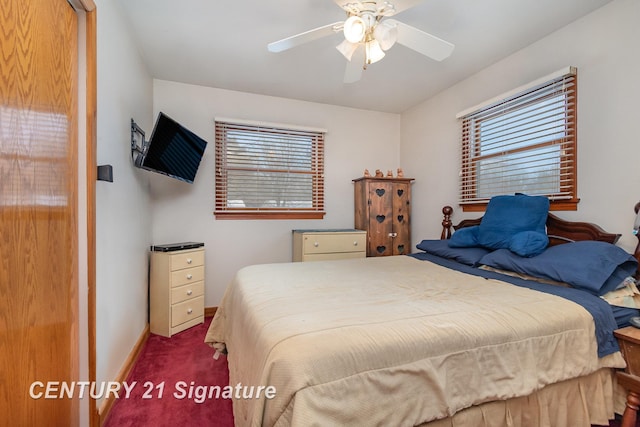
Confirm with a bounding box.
[0,0,79,425]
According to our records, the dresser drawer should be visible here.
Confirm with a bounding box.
[170,265,204,287]
[302,232,366,254]
[171,296,204,327]
[303,252,365,262]
[171,281,204,304]
[169,250,205,271]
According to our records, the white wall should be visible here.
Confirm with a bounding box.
[94,0,153,408]
[151,80,401,305]
[401,0,640,254]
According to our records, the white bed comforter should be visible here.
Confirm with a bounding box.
[205,256,625,426]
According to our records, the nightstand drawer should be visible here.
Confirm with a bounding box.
[171,281,204,304]
[170,265,204,287]
[169,250,205,271]
[615,327,640,375]
[302,233,366,254]
[171,296,204,327]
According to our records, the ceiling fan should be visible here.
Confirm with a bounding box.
[267,0,455,83]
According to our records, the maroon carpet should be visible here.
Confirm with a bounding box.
[104,317,633,426]
[103,317,234,427]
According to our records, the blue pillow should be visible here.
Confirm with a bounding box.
[478,241,638,295]
[416,239,490,266]
[509,230,549,257]
[448,226,480,248]
[477,194,550,250]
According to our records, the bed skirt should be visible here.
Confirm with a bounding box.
[421,368,620,427]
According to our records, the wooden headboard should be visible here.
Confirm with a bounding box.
[440,204,640,270]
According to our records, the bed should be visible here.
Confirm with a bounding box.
[205,196,640,426]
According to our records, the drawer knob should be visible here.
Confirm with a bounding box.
[353,241,358,246]
[186,274,193,280]
[314,242,319,247]
[187,290,193,296]
[187,308,193,314]
[187,258,192,264]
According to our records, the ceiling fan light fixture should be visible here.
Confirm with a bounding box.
[267,0,455,83]
[343,15,366,43]
[336,39,359,61]
[373,20,398,50]
[365,39,385,64]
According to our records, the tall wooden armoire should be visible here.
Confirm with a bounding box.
[354,176,414,257]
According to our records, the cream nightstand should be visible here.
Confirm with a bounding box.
[292,229,367,262]
[149,244,205,337]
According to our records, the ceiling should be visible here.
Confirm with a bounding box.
[116,0,612,114]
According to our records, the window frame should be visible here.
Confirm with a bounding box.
[457,67,579,212]
[214,119,326,220]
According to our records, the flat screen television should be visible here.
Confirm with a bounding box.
[134,112,208,183]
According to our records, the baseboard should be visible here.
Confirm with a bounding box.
[98,309,215,424]
[98,324,150,426]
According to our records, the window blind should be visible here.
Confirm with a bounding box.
[458,68,577,207]
[214,120,325,219]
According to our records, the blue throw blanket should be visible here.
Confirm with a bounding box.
[410,252,620,357]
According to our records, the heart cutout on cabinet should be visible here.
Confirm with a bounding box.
[376,215,386,223]
[376,246,386,254]
[375,188,385,197]
[397,189,404,197]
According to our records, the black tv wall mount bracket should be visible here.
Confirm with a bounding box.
[130,118,148,164]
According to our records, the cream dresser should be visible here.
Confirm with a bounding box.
[292,229,367,262]
[149,245,205,337]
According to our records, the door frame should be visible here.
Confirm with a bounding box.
[69,0,98,425]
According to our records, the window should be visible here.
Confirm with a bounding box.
[457,67,578,211]
[214,119,325,219]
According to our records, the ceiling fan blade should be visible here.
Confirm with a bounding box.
[387,19,454,61]
[344,46,364,83]
[268,22,343,53]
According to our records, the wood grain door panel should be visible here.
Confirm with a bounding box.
[0,0,79,424]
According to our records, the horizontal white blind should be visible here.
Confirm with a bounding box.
[215,120,325,215]
[459,70,577,205]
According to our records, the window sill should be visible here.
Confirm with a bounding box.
[461,199,579,213]
[214,211,326,220]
